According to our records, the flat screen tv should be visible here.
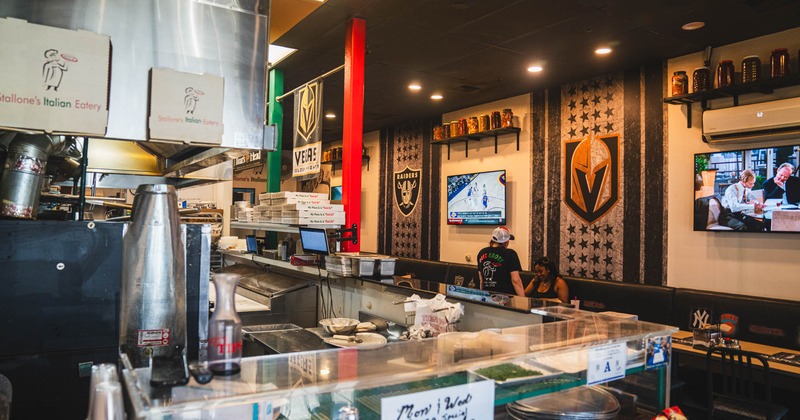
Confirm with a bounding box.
[446,169,507,225]
[693,145,799,233]
[299,227,330,255]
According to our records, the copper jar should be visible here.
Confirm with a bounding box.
[741,55,761,83]
[457,118,467,136]
[770,48,790,79]
[450,121,460,136]
[433,125,443,140]
[501,109,514,128]
[479,114,490,132]
[467,116,479,134]
[671,71,688,95]
[692,67,711,92]
[716,60,735,88]
[490,111,501,129]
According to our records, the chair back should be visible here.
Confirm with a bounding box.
[706,347,773,419]
[770,209,800,232]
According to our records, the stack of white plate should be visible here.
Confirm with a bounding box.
[506,386,620,419]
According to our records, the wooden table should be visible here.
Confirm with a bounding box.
[671,331,800,388]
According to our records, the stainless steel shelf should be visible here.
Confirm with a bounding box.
[229,221,301,233]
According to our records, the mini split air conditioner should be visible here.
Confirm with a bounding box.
[702,97,800,144]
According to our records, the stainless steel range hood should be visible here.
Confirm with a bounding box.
[1,0,274,188]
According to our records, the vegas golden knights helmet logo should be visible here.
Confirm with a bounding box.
[394,166,421,217]
[296,82,319,142]
[564,134,619,224]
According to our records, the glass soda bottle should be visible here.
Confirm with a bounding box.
[208,272,243,375]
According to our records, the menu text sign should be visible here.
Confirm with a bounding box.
[381,380,494,420]
[148,68,224,144]
[0,18,110,135]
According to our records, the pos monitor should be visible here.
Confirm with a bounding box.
[298,227,330,255]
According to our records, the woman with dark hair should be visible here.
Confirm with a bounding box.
[525,256,569,303]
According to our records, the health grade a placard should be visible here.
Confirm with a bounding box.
[0,18,110,136]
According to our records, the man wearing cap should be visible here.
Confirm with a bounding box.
[476,227,525,297]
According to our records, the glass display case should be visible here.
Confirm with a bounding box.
[122,307,676,419]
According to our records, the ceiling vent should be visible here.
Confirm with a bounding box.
[702,97,800,144]
[455,84,481,93]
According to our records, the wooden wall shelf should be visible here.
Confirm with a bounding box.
[432,127,521,159]
[664,74,800,128]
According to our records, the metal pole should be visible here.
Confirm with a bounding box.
[274,65,345,103]
[341,18,365,253]
[77,137,89,221]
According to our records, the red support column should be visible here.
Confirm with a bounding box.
[342,18,365,252]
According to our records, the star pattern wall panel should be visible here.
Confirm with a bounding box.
[532,64,666,285]
[377,119,441,260]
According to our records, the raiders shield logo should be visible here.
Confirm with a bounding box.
[564,134,619,224]
[296,82,319,142]
[394,166,421,217]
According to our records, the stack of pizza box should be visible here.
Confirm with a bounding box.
[253,192,345,226]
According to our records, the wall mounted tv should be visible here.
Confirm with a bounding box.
[446,169,507,225]
[693,144,800,233]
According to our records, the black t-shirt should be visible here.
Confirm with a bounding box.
[476,245,522,295]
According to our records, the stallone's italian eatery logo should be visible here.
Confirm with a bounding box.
[155,86,220,127]
[0,48,103,112]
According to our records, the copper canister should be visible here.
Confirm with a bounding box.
[741,55,761,83]
[467,117,479,134]
[770,48,790,79]
[716,60,735,88]
[692,67,711,92]
[671,71,688,95]
[442,123,451,138]
[479,114,490,132]
[490,111,501,129]
[457,118,467,136]
[501,109,514,128]
[433,125,443,140]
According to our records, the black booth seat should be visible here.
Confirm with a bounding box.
[671,288,800,351]
[556,276,676,325]
[445,263,480,287]
[393,257,451,283]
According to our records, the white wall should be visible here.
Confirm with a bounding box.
[318,130,381,253]
[360,130,381,252]
[440,94,533,269]
[666,27,800,301]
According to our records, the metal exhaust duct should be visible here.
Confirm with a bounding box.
[0,133,66,219]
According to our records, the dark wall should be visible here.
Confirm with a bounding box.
[532,65,667,285]
[378,118,442,259]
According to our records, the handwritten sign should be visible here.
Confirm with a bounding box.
[0,18,110,135]
[586,342,626,385]
[381,380,494,420]
[148,68,224,144]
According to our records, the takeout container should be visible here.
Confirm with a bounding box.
[319,318,360,335]
[336,253,397,278]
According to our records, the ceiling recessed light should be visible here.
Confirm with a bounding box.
[681,21,705,31]
[408,83,421,90]
[325,112,336,119]
[430,94,443,100]
[595,47,612,55]
[527,65,543,73]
